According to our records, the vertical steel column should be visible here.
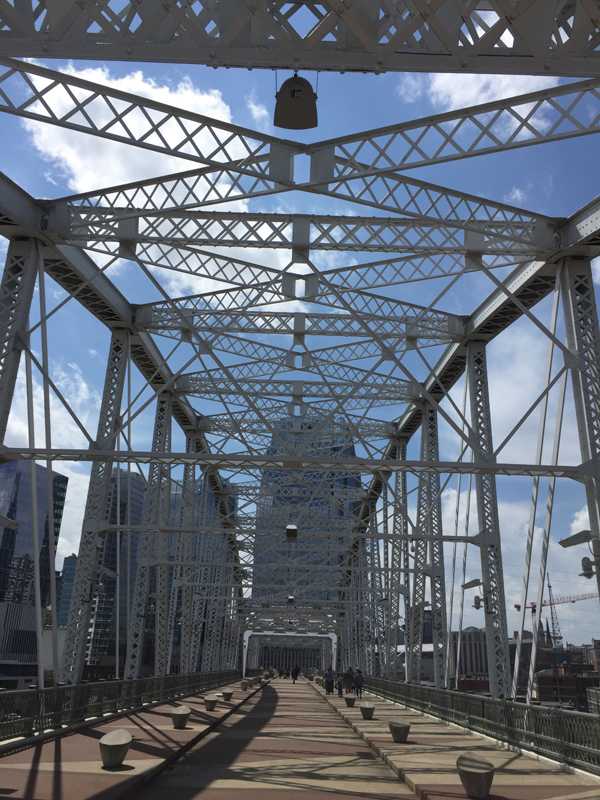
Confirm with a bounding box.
[188,479,210,673]
[63,329,128,683]
[560,257,600,600]
[407,403,446,686]
[467,340,510,698]
[391,438,410,679]
[0,239,38,442]
[369,495,385,674]
[177,434,205,674]
[124,392,172,679]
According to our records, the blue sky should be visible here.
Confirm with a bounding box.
[2,58,600,644]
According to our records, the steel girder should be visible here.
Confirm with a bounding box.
[62,210,551,256]
[1,58,599,204]
[0,239,38,441]
[0,2,599,77]
[2,39,600,687]
[467,340,511,698]
[139,307,464,343]
[0,446,586,480]
[560,258,600,599]
[62,329,128,683]
[407,403,446,686]
[124,392,173,679]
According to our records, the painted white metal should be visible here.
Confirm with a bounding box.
[0,2,598,77]
[0,42,600,688]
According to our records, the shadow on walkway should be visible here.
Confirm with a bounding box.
[88,685,278,800]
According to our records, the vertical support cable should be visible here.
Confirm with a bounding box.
[25,333,45,689]
[526,371,567,703]
[37,251,60,682]
[512,275,561,699]
[445,377,469,688]
[455,473,474,689]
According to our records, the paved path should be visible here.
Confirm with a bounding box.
[141,679,413,799]
[3,679,600,799]
[319,684,600,800]
[0,678,250,799]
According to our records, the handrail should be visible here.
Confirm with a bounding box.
[366,677,600,776]
[0,670,239,749]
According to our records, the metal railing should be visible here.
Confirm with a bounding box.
[0,670,239,748]
[366,678,600,776]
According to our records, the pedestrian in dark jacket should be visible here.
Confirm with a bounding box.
[336,674,343,697]
[342,668,354,693]
[353,668,364,698]
[324,667,335,695]
[291,665,300,683]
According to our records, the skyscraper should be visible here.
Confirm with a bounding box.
[0,461,67,686]
[252,417,361,605]
[57,553,77,627]
[86,469,145,669]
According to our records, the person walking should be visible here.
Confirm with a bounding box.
[336,673,344,697]
[291,665,300,684]
[342,667,354,694]
[324,667,335,695]
[353,668,364,699]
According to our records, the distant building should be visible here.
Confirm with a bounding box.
[57,554,77,627]
[0,461,67,688]
[253,417,360,604]
[448,627,488,682]
[85,469,146,669]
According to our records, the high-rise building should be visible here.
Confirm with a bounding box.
[86,469,145,669]
[57,553,77,627]
[252,417,360,605]
[0,461,68,687]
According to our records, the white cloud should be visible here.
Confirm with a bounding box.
[504,186,527,205]
[427,74,558,111]
[24,64,233,194]
[396,74,426,104]
[246,91,270,130]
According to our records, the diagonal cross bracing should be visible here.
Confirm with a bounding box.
[0,2,599,76]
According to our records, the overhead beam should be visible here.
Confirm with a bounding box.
[0,446,584,481]
[0,2,598,76]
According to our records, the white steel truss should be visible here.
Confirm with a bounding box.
[0,2,599,77]
[1,42,600,698]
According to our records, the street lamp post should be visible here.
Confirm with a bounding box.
[559,530,600,597]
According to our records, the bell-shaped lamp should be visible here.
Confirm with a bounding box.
[274,74,318,130]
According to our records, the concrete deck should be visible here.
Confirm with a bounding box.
[0,677,253,799]
[317,683,600,800]
[140,678,413,799]
[2,679,600,799]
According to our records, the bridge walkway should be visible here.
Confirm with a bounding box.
[141,678,409,799]
[321,685,600,800]
[2,679,600,799]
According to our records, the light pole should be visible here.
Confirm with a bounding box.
[559,529,600,597]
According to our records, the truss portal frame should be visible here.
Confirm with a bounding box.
[0,48,600,696]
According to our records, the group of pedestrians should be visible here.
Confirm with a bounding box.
[323,666,363,698]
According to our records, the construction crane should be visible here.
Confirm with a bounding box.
[514,588,599,614]
[546,576,562,648]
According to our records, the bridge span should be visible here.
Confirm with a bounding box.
[1,677,599,800]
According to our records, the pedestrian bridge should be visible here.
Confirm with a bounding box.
[1,677,599,799]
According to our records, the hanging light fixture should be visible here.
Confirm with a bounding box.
[274,72,318,130]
